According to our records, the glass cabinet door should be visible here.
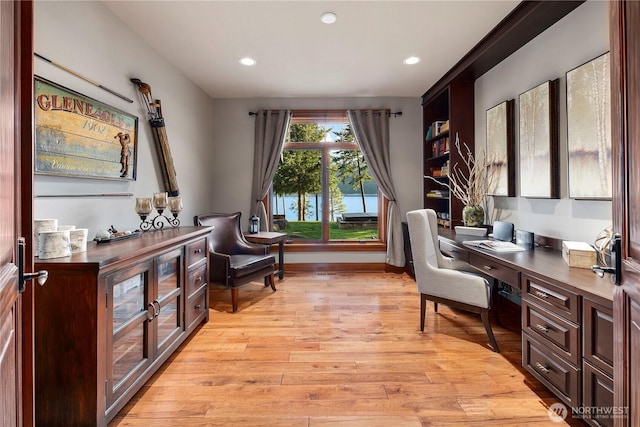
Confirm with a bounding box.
[106,260,153,407]
[154,248,184,357]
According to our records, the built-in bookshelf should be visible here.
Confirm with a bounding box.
[422,81,474,228]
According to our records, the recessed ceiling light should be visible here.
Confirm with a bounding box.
[403,56,421,65]
[239,57,256,66]
[321,12,337,24]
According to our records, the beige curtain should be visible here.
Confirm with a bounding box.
[250,110,291,230]
[347,109,404,267]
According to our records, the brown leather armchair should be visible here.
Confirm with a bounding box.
[194,212,276,312]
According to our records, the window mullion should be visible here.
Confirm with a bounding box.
[322,146,330,241]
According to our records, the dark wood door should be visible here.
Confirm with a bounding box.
[1,1,34,426]
[611,1,640,426]
[1,1,21,425]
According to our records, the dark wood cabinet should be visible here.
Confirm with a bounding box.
[34,227,211,426]
[521,274,582,407]
[583,298,614,427]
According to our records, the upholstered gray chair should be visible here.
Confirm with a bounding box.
[194,212,276,312]
[406,208,499,352]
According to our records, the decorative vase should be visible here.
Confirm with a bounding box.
[462,205,484,227]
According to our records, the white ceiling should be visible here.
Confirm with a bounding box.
[103,1,520,99]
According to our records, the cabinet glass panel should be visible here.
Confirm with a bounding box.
[157,256,179,300]
[112,274,145,331]
[112,322,145,386]
[157,298,179,348]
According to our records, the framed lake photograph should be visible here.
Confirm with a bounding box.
[566,52,611,199]
[486,99,515,197]
[34,76,138,180]
[518,79,560,198]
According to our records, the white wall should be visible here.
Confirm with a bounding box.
[34,1,215,237]
[210,97,423,264]
[475,0,611,243]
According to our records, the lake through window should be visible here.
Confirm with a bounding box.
[271,111,381,242]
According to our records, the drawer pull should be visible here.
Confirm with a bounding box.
[534,290,549,299]
[483,265,493,271]
[194,248,202,254]
[195,304,201,309]
[535,362,550,374]
[534,324,549,333]
[196,276,202,283]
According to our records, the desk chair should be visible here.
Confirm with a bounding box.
[406,208,499,352]
[194,212,276,312]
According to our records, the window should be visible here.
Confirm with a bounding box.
[270,110,383,244]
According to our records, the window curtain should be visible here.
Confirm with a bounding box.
[347,109,405,267]
[251,110,291,230]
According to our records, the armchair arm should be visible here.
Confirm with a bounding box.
[209,251,230,284]
[235,237,270,255]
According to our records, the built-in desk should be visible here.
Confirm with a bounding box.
[438,228,615,426]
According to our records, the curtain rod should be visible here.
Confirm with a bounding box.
[249,110,402,117]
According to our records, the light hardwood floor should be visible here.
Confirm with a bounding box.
[109,271,584,426]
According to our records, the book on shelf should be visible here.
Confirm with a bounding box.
[463,240,526,253]
[426,190,449,198]
[432,120,446,137]
[440,120,449,133]
[425,125,433,140]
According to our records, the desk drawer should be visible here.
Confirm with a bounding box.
[524,275,579,323]
[187,261,207,298]
[186,288,208,331]
[469,253,519,288]
[523,300,580,366]
[439,240,469,263]
[523,332,581,407]
[186,238,207,268]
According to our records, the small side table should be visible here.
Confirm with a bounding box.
[244,231,287,279]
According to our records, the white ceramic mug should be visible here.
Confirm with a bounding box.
[34,219,59,257]
[38,230,71,259]
[69,228,88,253]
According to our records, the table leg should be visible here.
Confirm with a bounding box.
[277,241,284,279]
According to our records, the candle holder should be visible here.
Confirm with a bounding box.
[136,194,182,231]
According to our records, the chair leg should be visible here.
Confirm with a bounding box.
[420,294,426,332]
[481,309,499,353]
[231,288,239,313]
[268,273,276,291]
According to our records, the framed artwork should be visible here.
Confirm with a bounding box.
[486,99,515,197]
[566,52,611,199]
[518,79,560,198]
[34,76,138,181]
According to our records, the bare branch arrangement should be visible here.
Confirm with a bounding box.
[425,133,497,206]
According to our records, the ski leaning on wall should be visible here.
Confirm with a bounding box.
[131,78,180,196]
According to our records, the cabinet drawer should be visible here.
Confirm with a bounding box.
[582,361,614,427]
[186,289,208,331]
[523,300,580,366]
[469,253,519,288]
[439,240,469,263]
[186,238,207,267]
[187,262,207,298]
[523,332,581,407]
[524,275,579,323]
[583,299,614,378]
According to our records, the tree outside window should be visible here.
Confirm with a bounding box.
[271,112,380,242]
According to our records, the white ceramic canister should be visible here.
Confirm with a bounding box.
[69,228,88,253]
[38,230,71,259]
[34,219,59,257]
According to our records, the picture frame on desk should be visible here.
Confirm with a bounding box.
[486,99,515,197]
[566,52,612,200]
[518,79,560,199]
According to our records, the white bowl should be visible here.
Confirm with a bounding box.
[454,226,487,236]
